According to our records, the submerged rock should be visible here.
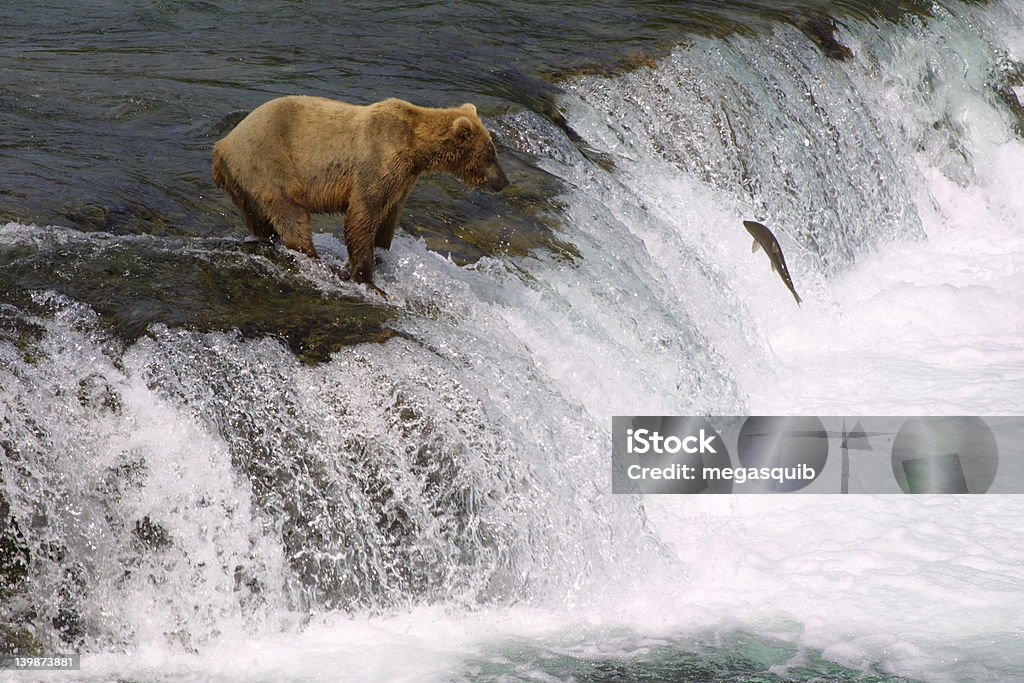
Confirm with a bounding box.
[993,55,1024,138]
[402,148,578,266]
[77,373,122,412]
[0,624,44,657]
[0,234,398,365]
[132,516,173,552]
[0,484,30,599]
[0,472,40,656]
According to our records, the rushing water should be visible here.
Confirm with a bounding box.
[2,1,1024,681]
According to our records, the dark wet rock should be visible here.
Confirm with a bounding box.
[61,201,179,237]
[544,49,661,81]
[0,472,43,656]
[0,236,398,365]
[77,373,122,412]
[0,298,46,365]
[209,110,251,137]
[233,564,266,611]
[96,455,149,506]
[0,486,30,599]
[53,569,87,646]
[133,516,173,552]
[0,623,45,657]
[993,56,1024,138]
[402,148,578,266]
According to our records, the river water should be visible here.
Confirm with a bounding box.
[2,1,1023,681]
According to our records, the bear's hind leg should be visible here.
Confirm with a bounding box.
[268,197,317,258]
[215,160,277,242]
[242,201,277,241]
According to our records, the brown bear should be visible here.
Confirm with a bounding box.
[212,95,509,296]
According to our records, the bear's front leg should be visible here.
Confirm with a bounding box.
[374,201,404,250]
[343,204,389,299]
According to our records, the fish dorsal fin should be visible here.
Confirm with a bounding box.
[751,239,761,253]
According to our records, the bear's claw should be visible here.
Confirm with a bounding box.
[328,261,389,299]
[365,283,391,300]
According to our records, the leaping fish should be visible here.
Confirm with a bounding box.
[743,220,802,306]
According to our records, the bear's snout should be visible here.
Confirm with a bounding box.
[485,164,509,192]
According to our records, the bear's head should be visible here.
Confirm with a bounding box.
[445,104,509,192]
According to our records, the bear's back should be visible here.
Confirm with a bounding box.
[219,96,423,164]
[226,96,356,146]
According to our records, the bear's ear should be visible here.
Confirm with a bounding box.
[460,103,477,115]
[452,116,475,140]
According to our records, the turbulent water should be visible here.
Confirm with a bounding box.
[2,1,1024,681]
